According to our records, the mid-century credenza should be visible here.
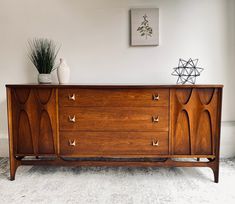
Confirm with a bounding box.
[6,84,223,182]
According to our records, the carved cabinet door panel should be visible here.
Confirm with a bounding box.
[170,88,221,156]
[11,88,57,155]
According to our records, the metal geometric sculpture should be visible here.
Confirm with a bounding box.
[172,58,204,85]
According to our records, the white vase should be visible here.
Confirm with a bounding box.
[38,74,52,84]
[57,58,70,84]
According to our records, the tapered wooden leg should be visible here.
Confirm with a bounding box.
[211,161,219,183]
[9,157,20,181]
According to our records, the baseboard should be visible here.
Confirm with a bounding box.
[1,121,235,158]
[0,138,8,157]
[220,121,235,158]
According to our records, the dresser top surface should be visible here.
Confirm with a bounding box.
[6,84,223,88]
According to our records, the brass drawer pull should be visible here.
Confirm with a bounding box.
[152,116,159,123]
[68,140,76,146]
[68,115,76,123]
[68,94,76,101]
[152,140,159,146]
[152,94,160,101]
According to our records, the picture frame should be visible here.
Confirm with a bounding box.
[130,8,159,46]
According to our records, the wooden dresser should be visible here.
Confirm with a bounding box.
[6,84,223,182]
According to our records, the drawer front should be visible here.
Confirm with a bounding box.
[60,132,169,156]
[59,107,168,131]
[59,89,169,107]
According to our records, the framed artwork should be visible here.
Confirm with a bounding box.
[130,8,159,46]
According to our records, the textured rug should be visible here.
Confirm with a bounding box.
[0,158,235,204]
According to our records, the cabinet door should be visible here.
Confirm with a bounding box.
[11,88,57,155]
[170,88,221,155]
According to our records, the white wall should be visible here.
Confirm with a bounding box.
[0,0,234,157]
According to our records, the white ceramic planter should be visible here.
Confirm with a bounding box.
[38,74,52,84]
[57,58,70,84]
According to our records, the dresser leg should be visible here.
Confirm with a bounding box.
[211,162,219,183]
[9,157,20,181]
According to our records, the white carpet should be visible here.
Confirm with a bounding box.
[0,158,235,204]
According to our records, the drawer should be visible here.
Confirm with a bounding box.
[59,107,168,131]
[59,89,169,107]
[59,132,169,156]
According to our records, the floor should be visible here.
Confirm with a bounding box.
[0,158,235,204]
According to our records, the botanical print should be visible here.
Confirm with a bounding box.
[137,14,153,39]
[131,8,159,46]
